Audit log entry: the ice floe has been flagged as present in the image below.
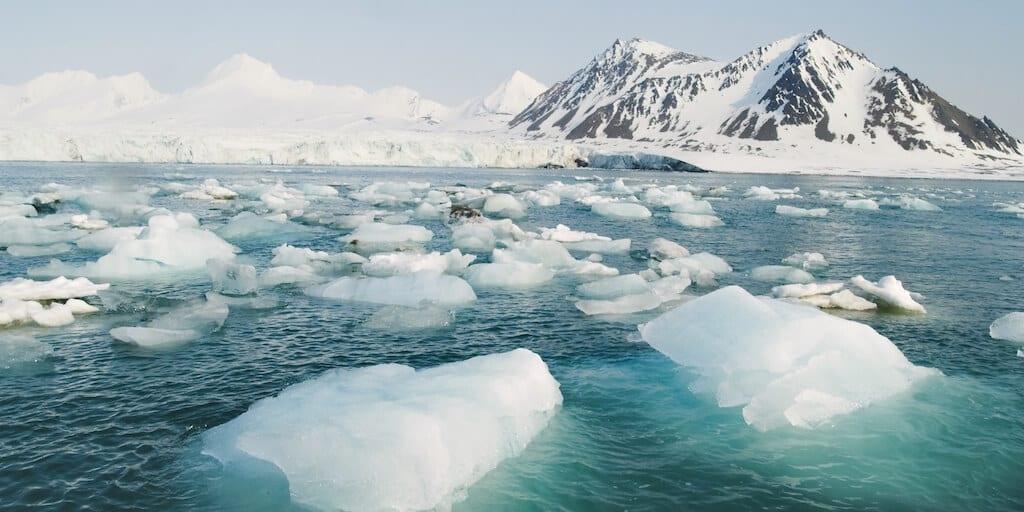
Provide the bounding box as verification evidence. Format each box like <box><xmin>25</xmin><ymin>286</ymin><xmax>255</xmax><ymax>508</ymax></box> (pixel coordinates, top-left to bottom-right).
<box><xmin>306</xmin><ymin>273</ymin><xmax>476</xmax><ymax>307</ymax></box>
<box><xmin>201</xmin><ymin>348</ymin><xmax>561</xmax><ymax>512</ymax></box>
<box><xmin>775</xmin><ymin>205</ymin><xmax>828</xmax><ymax>218</ymax></box>
<box><xmin>464</xmin><ymin>262</ymin><xmax>553</xmax><ymax>290</ymax></box>
<box><xmin>669</xmin><ymin>212</ymin><xmax>724</xmax><ymax>228</ymax></box>
<box><xmin>109</xmin><ymin>297</ymin><xmax>229</xmax><ymax>348</ymax></box>
<box><xmin>843</xmin><ymin>199</ymin><xmax>880</xmax><ymax>210</ymax></box>
<box><xmin>639</xmin><ymin>286</ymin><xmax>939</xmax><ymax>430</ymax></box>
<box><xmin>750</xmin><ymin>265</ymin><xmax>815</xmax><ymax>284</ymax></box>
<box><xmin>591</xmin><ymin>201</ymin><xmax>651</xmax><ymax>220</ymax></box>
<box><xmin>850</xmin><ymin>275</ymin><xmax>926</xmax><ymax>313</ymax></box>
<box><xmin>989</xmin><ymin>312</ymin><xmax>1024</xmax><ymax>344</ymax></box>
<box><xmin>362</xmin><ymin>249</ymin><xmax>475</xmax><ymax>277</ymax></box>
<box><xmin>782</xmin><ymin>252</ymin><xmax>828</xmax><ymax>270</ymax></box>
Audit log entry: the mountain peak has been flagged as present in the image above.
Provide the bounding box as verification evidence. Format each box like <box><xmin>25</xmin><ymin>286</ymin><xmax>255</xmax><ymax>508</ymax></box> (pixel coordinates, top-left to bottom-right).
<box><xmin>203</xmin><ymin>53</ymin><xmax>281</xmax><ymax>86</ymax></box>
<box><xmin>478</xmin><ymin>70</ymin><xmax>546</xmax><ymax>115</ymax></box>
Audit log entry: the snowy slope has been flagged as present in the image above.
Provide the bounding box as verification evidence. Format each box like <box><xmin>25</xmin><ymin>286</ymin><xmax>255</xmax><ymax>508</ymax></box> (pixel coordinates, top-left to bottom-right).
<box><xmin>512</xmin><ymin>31</ymin><xmax>1022</xmax><ymax>164</ymax></box>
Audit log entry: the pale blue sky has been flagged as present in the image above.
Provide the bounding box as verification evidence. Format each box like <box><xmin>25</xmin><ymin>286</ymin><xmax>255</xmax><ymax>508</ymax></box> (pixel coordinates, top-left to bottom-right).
<box><xmin>3</xmin><ymin>0</ymin><xmax>1022</xmax><ymax>134</ymax></box>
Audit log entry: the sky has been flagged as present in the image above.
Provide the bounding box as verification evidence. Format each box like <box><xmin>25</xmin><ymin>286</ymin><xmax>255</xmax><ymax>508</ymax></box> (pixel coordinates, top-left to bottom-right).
<box><xmin>3</xmin><ymin>0</ymin><xmax>1022</xmax><ymax>134</ymax></box>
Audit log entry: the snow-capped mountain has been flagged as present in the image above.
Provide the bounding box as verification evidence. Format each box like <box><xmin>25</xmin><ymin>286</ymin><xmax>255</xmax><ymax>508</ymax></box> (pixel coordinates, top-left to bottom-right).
<box><xmin>512</xmin><ymin>31</ymin><xmax>1021</xmax><ymax>161</ymax></box>
<box><xmin>465</xmin><ymin>71</ymin><xmax>547</xmax><ymax>116</ymax></box>
<box><xmin>0</xmin><ymin>70</ymin><xmax>163</xmax><ymax>125</ymax></box>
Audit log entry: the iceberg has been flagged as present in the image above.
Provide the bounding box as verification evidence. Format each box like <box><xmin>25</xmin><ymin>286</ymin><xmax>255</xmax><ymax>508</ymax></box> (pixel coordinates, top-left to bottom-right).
<box><xmin>639</xmin><ymin>286</ymin><xmax>939</xmax><ymax>430</ymax></box>
<box><xmin>201</xmin><ymin>348</ymin><xmax>561</xmax><ymax>512</ymax></box>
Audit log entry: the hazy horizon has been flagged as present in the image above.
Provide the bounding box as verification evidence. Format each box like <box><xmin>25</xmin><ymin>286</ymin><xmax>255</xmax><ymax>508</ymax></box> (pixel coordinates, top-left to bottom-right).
<box><xmin>3</xmin><ymin>0</ymin><xmax>1022</xmax><ymax>134</ymax></box>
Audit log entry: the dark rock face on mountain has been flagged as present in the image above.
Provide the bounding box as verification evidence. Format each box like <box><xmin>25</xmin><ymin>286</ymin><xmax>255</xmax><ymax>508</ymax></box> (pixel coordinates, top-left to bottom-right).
<box><xmin>512</xmin><ymin>31</ymin><xmax>1021</xmax><ymax>161</ymax></box>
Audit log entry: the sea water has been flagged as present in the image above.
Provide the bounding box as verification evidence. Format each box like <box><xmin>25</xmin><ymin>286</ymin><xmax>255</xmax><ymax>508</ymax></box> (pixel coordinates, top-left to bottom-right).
<box><xmin>0</xmin><ymin>162</ymin><xmax>1022</xmax><ymax>510</ymax></box>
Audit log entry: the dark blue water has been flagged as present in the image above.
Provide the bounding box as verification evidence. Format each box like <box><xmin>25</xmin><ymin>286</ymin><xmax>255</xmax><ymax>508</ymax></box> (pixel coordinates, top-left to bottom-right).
<box><xmin>1</xmin><ymin>162</ymin><xmax>1022</xmax><ymax>511</ymax></box>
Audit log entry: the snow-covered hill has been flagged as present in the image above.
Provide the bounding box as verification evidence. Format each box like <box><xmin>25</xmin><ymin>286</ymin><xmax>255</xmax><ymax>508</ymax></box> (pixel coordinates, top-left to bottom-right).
<box><xmin>512</xmin><ymin>31</ymin><xmax>1022</xmax><ymax>165</ymax></box>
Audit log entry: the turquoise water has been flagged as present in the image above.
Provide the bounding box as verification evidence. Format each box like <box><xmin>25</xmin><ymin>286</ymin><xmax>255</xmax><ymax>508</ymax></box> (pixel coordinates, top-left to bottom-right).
<box><xmin>1</xmin><ymin>162</ymin><xmax>1022</xmax><ymax>510</ymax></box>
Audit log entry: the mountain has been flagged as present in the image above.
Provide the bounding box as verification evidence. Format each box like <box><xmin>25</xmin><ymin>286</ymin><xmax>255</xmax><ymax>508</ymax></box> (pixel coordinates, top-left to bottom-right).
<box><xmin>466</xmin><ymin>71</ymin><xmax>546</xmax><ymax>116</ymax></box>
<box><xmin>512</xmin><ymin>31</ymin><xmax>1021</xmax><ymax>161</ymax></box>
<box><xmin>0</xmin><ymin>70</ymin><xmax>162</xmax><ymax>125</ymax></box>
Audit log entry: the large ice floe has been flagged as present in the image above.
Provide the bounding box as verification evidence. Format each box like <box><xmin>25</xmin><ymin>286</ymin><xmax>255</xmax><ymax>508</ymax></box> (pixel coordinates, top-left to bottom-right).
<box><xmin>639</xmin><ymin>286</ymin><xmax>939</xmax><ymax>430</ymax></box>
<box><xmin>30</xmin><ymin>213</ymin><xmax>238</xmax><ymax>280</ymax></box>
<box><xmin>202</xmin><ymin>348</ymin><xmax>562</xmax><ymax>511</ymax></box>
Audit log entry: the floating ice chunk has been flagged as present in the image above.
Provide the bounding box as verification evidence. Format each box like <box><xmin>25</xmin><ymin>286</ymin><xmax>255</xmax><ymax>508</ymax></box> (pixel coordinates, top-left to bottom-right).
<box><xmin>202</xmin><ymin>348</ymin><xmax>561</xmax><ymax>512</ymax></box>
<box><xmin>0</xmin><ymin>218</ymin><xmax>84</xmax><ymax>246</ymax></box>
<box><xmin>843</xmin><ymin>199</ymin><xmax>879</xmax><ymax>210</ymax></box>
<box><xmin>649</xmin><ymin>238</ymin><xmax>689</xmax><ymax>260</ymax></box>
<box><xmin>0</xmin><ymin>276</ymin><xmax>109</xmax><ymax>301</ymax></box>
<box><xmin>382</xmin><ymin>213</ymin><xmax>411</xmax><ymax>225</ymax></box>
<box><xmin>64</xmin><ymin>298</ymin><xmax>100</xmax><ymax>314</ymax></box>
<box><xmin>850</xmin><ymin>275</ymin><xmax>926</xmax><ymax>313</ymax></box>
<box><xmin>817</xmin><ymin>189</ymin><xmax>853</xmax><ymax>200</ymax></box>
<box><xmin>0</xmin><ymin>334</ymin><xmax>52</xmax><ymax>368</ymax></box>
<box><xmin>492</xmin><ymin>239</ymin><xmax>578</xmax><ymax>270</ymax></box>
<box><xmin>207</xmin><ymin>259</ymin><xmax>258</xmax><ymax>296</ymax></box>
<box><xmin>464</xmin><ymin>262</ymin><xmax>554</xmax><ymax>289</ymax></box>
<box><xmin>751</xmin><ymin>266</ymin><xmax>815</xmax><ymax>284</ymax></box>
<box><xmin>258</xmin><ymin>181</ymin><xmax>308</xmax><ymax>212</ymax></box>
<box><xmin>775</xmin><ymin>205</ymin><xmax>828</xmax><ymax>218</ymax></box>
<box><xmin>363</xmin><ymin>305</ymin><xmax>454</xmax><ymax>331</ymax></box>
<box><xmin>70</xmin><ymin>214</ymin><xmax>110</xmax><ymax>231</ymax></box>
<box><xmin>639</xmin><ymin>286</ymin><xmax>939</xmax><ymax>430</ymax></box>
<box><xmin>299</xmin><ymin>184</ymin><xmax>339</xmax><ymax>197</ymax></box>
<box><xmin>591</xmin><ymin>202</ymin><xmax>651</xmax><ymax>220</ymax></box>
<box><xmin>270</xmin><ymin>244</ymin><xmax>365</xmax><ymax>272</ymax></box>
<box><xmin>110</xmin><ymin>327</ymin><xmax>202</xmax><ymax>348</ymax></box>
<box><xmin>362</xmin><ymin>249</ymin><xmax>475</xmax><ymax>277</ymax></box>
<box><xmin>482</xmin><ymin>193</ymin><xmax>527</xmax><ymax>219</ymax></box>
<box><xmin>522</xmin><ymin>189</ymin><xmax>560</xmax><ymax>206</ymax></box>
<box><xmin>6</xmin><ymin>243</ymin><xmax>72</xmax><ymax>258</ymax></box>
<box><xmin>0</xmin><ymin>204</ymin><xmax>37</xmax><ymax>218</ymax></box>
<box><xmin>75</xmin><ymin>227</ymin><xmax>144</xmax><ymax>252</ymax></box>
<box><xmin>307</xmin><ymin>273</ymin><xmax>476</xmax><ymax>307</ymax></box>
<box><xmin>350</xmin><ymin>181</ymin><xmax>431</xmax><ymax>206</ymax></box>
<box><xmin>657</xmin><ymin>252</ymin><xmax>732</xmax><ymax>285</ymax></box>
<box><xmin>989</xmin><ymin>312</ymin><xmax>1024</xmax><ymax>344</ymax></box>
<box><xmin>576</xmin><ymin>292</ymin><xmax>664</xmax><ymax>316</ymax></box>
<box><xmin>340</xmin><ymin>223</ymin><xmax>433</xmax><ymax>254</ymax></box>
<box><xmin>896</xmin><ymin>196</ymin><xmax>942</xmax><ymax>211</ymax></box>
<box><xmin>217</xmin><ymin>212</ymin><xmax>309</xmax><ymax>241</ymax></box>
<box><xmin>181</xmin><ymin>179</ymin><xmax>238</xmax><ymax>200</ymax></box>
<box><xmin>539</xmin><ymin>224</ymin><xmax>608</xmax><ymax>243</ymax></box>
<box><xmin>110</xmin><ymin>298</ymin><xmax>229</xmax><ymax>348</ymax></box>
<box><xmin>824</xmin><ymin>290</ymin><xmax>878</xmax><ymax>311</ymax></box>
<box><xmin>259</xmin><ymin>265</ymin><xmax>323</xmax><ymax>288</ymax></box>
<box><xmin>30</xmin><ymin>213</ymin><xmax>238</xmax><ymax>280</ymax></box>
<box><xmin>451</xmin><ymin>223</ymin><xmax>496</xmax><ymax>252</ymax></box>
<box><xmin>743</xmin><ymin>186</ymin><xmax>795</xmax><ymax>200</ymax></box>
<box><xmin>28</xmin><ymin>302</ymin><xmax>75</xmax><ymax>327</ymax></box>
<box><xmin>669</xmin><ymin>212</ymin><xmax>724</xmax><ymax>228</ymax></box>
<box><xmin>576</xmin><ymin>274</ymin><xmax>651</xmax><ymax>299</ymax></box>
<box><xmin>544</xmin><ymin>181</ymin><xmax>597</xmax><ymax>200</ymax></box>
<box><xmin>413</xmin><ymin>201</ymin><xmax>441</xmax><ymax>219</ymax></box>
<box><xmin>563</xmin><ymin>238</ymin><xmax>630</xmax><ymax>254</ymax></box>
<box><xmin>771</xmin><ymin>282</ymin><xmax>845</xmax><ymax>299</ymax></box>
<box><xmin>333</xmin><ymin>213</ymin><xmax>375</xmax><ymax>230</ymax></box>
<box><xmin>782</xmin><ymin>252</ymin><xmax>828</xmax><ymax>270</ymax></box>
